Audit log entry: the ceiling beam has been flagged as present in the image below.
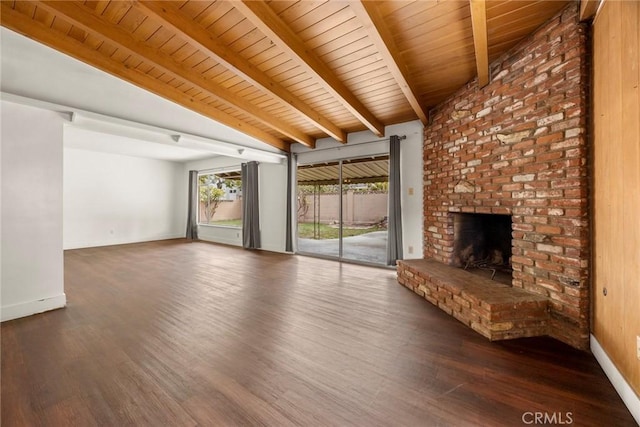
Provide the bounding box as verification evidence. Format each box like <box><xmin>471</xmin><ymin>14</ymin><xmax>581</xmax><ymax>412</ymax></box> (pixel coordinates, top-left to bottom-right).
<box><xmin>349</xmin><ymin>1</ymin><xmax>428</xmax><ymax>125</ymax></box>
<box><xmin>469</xmin><ymin>0</ymin><xmax>489</xmax><ymax>87</ymax></box>
<box><xmin>136</xmin><ymin>1</ymin><xmax>345</xmax><ymax>144</ymax></box>
<box><xmin>37</xmin><ymin>1</ymin><xmax>312</xmax><ymax>148</ymax></box>
<box><xmin>579</xmin><ymin>0</ymin><xmax>601</xmax><ymax>21</ymax></box>
<box><xmin>0</xmin><ymin>2</ymin><xmax>289</xmax><ymax>152</ymax></box>
<box><xmin>233</xmin><ymin>0</ymin><xmax>385</xmax><ymax>137</ymax></box>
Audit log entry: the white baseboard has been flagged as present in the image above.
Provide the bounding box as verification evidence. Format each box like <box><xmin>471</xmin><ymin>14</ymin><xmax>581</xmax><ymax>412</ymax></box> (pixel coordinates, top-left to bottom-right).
<box><xmin>1</xmin><ymin>293</ymin><xmax>67</xmax><ymax>322</ymax></box>
<box><xmin>591</xmin><ymin>334</ymin><xmax>640</xmax><ymax>424</ymax></box>
<box><xmin>198</xmin><ymin>236</ymin><xmax>242</xmax><ymax>247</ymax></box>
<box><xmin>63</xmin><ymin>233</ymin><xmax>184</xmax><ymax>250</ymax></box>
<box><xmin>260</xmin><ymin>244</ymin><xmax>287</xmax><ymax>254</ymax></box>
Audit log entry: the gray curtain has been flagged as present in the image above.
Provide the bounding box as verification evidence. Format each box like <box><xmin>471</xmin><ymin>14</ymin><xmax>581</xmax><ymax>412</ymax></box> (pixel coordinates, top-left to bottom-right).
<box><xmin>241</xmin><ymin>161</ymin><xmax>261</xmax><ymax>249</ymax></box>
<box><xmin>387</xmin><ymin>135</ymin><xmax>403</xmax><ymax>265</ymax></box>
<box><xmin>186</xmin><ymin>170</ymin><xmax>199</xmax><ymax>241</ymax></box>
<box><xmin>285</xmin><ymin>153</ymin><xmax>294</xmax><ymax>252</ymax></box>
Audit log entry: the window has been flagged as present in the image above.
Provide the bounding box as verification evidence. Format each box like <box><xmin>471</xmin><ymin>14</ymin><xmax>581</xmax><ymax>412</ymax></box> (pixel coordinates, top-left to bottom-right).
<box><xmin>198</xmin><ymin>170</ymin><xmax>242</xmax><ymax>227</ymax></box>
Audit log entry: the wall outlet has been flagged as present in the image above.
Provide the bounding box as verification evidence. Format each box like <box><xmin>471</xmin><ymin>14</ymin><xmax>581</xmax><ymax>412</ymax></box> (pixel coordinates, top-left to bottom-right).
<box><xmin>637</xmin><ymin>336</ymin><xmax>640</xmax><ymax>360</ymax></box>
<box><xmin>408</xmin><ymin>245</ymin><xmax>414</xmax><ymax>254</ymax></box>
<box><xmin>408</xmin><ymin>187</ymin><xmax>414</xmax><ymax>196</ymax></box>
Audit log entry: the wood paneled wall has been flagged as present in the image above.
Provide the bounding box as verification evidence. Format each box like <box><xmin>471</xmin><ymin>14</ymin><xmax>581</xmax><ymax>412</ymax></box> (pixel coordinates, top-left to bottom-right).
<box><xmin>592</xmin><ymin>0</ymin><xmax>640</xmax><ymax>397</ymax></box>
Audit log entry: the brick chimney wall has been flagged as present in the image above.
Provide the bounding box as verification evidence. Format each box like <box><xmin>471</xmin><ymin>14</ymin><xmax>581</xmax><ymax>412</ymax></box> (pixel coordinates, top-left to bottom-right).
<box><xmin>423</xmin><ymin>3</ymin><xmax>590</xmax><ymax>349</ymax></box>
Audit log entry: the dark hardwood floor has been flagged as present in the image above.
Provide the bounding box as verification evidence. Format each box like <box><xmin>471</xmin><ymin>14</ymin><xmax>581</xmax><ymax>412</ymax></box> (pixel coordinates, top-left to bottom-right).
<box><xmin>1</xmin><ymin>240</ymin><xmax>635</xmax><ymax>426</ymax></box>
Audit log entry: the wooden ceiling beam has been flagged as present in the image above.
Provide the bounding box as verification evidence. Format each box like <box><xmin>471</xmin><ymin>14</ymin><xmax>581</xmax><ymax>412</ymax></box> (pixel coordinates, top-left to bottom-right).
<box><xmin>36</xmin><ymin>1</ymin><xmax>312</xmax><ymax>148</ymax></box>
<box><xmin>470</xmin><ymin>0</ymin><xmax>490</xmax><ymax>87</ymax></box>
<box><xmin>136</xmin><ymin>1</ymin><xmax>345</xmax><ymax>144</ymax></box>
<box><xmin>350</xmin><ymin>1</ymin><xmax>428</xmax><ymax>125</ymax></box>
<box><xmin>233</xmin><ymin>0</ymin><xmax>385</xmax><ymax>137</ymax></box>
<box><xmin>579</xmin><ymin>0</ymin><xmax>601</xmax><ymax>21</ymax></box>
<box><xmin>0</xmin><ymin>2</ymin><xmax>290</xmax><ymax>152</ymax></box>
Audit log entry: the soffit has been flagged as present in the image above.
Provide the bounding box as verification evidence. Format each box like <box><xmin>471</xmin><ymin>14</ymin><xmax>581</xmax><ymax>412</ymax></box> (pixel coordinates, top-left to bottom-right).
<box><xmin>297</xmin><ymin>156</ymin><xmax>389</xmax><ymax>185</ymax></box>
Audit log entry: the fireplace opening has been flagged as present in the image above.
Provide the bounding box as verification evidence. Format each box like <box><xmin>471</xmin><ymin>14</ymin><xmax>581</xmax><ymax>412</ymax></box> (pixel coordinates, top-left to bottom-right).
<box><xmin>452</xmin><ymin>213</ymin><xmax>513</xmax><ymax>285</ymax></box>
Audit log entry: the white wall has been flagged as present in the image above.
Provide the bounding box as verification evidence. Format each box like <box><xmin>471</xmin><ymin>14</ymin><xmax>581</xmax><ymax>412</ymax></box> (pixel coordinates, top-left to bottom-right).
<box><xmin>1</xmin><ymin>101</ymin><xmax>66</xmax><ymax>321</ymax></box>
<box><xmin>389</xmin><ymin>121</ymin><xmax>424</xmax><ymax>260</ymax></box>
<box><xmin>184</xmin><ymin>156</ymin><xmax>289</xmax><ymax>252</ymax></box>
<box><xmin>259</xmin><ymin>162</ymin><xmax>288</xmax><ymax>253</ymax></box>
<box><xmin>294</xmin><ymin>120</ymin><xmax>424</xmax><ymax>259</ymax></box>
<box><xmin>63</xmin><ymin>147</ymin><xmax>185</xmax><ymax>249</ymax></box>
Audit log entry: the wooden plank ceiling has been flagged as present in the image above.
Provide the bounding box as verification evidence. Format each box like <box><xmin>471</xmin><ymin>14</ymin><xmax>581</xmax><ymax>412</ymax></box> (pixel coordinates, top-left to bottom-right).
<box><xmin>0</xmin><ymin>0</ymin><xmax>570</xmax><ymax>152</ymax></box>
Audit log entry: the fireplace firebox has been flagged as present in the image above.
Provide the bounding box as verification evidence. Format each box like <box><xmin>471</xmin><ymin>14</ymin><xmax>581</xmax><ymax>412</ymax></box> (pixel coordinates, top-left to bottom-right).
<box><xmin>452</xmin><ymin>213</ymin><xmax>512</xmax><ymax>285</ymax></box>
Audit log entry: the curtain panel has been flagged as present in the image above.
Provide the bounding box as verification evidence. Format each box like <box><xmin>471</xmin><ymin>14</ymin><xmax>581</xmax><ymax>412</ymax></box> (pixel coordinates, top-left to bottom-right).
<box><xmin>186</xmin><ymin>170</ymin><xmax>199</xmax><ymax>241</ymax></box>
<box><xmin>285</xmin><ymin>153</ymin><xmax>294</xmax><ymax>253</ymax></box>
<box><xmin>241</xmin><ymin>161</ymin><xmax>261</xmax><ymax>249</ymax></box>
<box><xmin>387</xmin><ymin>135</ymin><xmax>403</xmax><ymax>265</ymax></box>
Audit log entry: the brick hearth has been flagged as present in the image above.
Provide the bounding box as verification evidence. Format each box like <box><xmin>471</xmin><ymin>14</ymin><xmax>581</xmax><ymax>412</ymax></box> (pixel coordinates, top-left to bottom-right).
<box><xmin>400</xmin><ymin>3</ymin><xmax>590</xmax><ymax>350</ymax></box>
<box><xmin>398</xmin><ymin>259</ymin><xmax>549</xmax><ymax>341</ymax></box>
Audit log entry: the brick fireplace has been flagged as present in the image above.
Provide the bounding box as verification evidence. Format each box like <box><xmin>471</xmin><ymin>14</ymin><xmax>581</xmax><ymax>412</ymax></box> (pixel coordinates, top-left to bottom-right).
<box><xmin>398</xmin><ymin>3</ymin><xmax>590</xmax><ymax>350</ymax></box>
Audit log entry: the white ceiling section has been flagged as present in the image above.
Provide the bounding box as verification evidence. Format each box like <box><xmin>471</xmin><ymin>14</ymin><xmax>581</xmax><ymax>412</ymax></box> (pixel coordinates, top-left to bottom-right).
<box><xmin>64</xmin><ymin>126</ymin><xmax>215</xmax><ymax>162</ymax></box>
<box><xmin>0</xmin><ymin>27</ymin><xmax>284</xmax><ymax>161</ymax></box>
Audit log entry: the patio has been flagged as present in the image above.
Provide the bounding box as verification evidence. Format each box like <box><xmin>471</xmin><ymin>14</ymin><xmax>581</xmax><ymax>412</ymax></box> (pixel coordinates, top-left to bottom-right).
<box><xmin>297</xmin><ymin>231</ymin><xmax>388</xmax><ymax>265</ymax></box>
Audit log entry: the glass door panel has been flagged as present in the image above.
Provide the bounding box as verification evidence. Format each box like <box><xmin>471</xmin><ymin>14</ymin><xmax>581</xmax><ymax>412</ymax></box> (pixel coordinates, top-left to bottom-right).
<box><xmin>340</xmin><ymin>157</ymin><xmax>389</xmax><ymax>264</ymax></box>
<box><xmin>296</xmin><ymin>161</ymin><xmax>340</xmax><ymax>258</ymax></box>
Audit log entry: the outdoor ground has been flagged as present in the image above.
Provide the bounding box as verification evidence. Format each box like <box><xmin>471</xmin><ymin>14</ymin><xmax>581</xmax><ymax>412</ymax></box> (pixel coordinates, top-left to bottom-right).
<box><xmin>297</xmin><ymin>231</ymin><xmax>388</xmax><ymax>265</ymax></box>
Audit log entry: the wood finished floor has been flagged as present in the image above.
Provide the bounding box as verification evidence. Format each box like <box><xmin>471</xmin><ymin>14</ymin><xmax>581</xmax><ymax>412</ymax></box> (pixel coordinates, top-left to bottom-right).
<box><xmin>1</xmin><ymin>239</ymin><xmax>635</xmax><ymax>426</ymax></box>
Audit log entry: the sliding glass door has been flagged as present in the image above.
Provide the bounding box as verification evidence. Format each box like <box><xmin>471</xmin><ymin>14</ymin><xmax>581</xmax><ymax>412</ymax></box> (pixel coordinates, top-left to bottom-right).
<box><xmin>296</xmin><ymin>155</ymin><xmax>389</xmax><ymax>265</ymax></box>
